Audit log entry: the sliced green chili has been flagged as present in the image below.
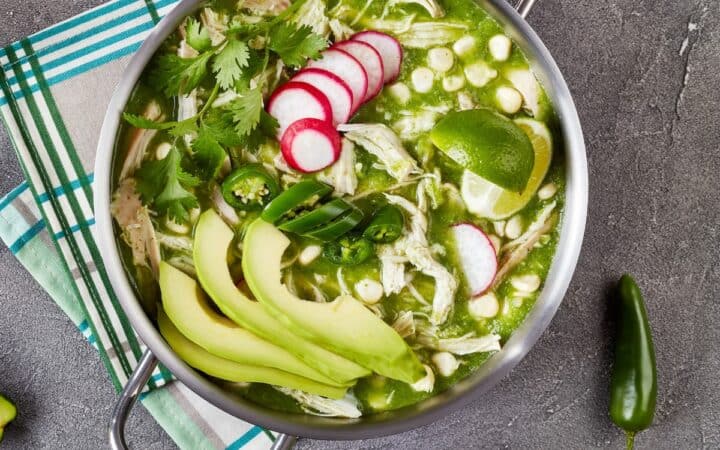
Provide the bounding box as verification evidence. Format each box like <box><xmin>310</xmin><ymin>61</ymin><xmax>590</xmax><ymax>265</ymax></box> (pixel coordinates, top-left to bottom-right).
<box><xmin>261</xmin><ymin>180</ymin><xmax>333</xmax><ymax>223</ymax></box>
<box><xmin>221</xmin><ymin>164</ymin><xmax>279</xmax><ymax>211</ymax></box>
<box><xmin>279</xmin><ymin>198</ymin><xmax>353</xmax><ymax>234</ymax></box>
<box><xmin>363</xmin><ymin>204</ymin><xmax>404</xmax><ymax>243</ymax></box>
<box><xmin>323</xmin><ymin>234</ymin><xmax>374</xmax><ymax>266</ymax></box>
<box><xmin>304</xmin><ymin>207</ymin><xmax>364</xmax><ymax>241</ymax></box>
<box><xmin>610</xmin><ymin>274</ymin><xmax>657</xmax><ymax>450</ymax></box>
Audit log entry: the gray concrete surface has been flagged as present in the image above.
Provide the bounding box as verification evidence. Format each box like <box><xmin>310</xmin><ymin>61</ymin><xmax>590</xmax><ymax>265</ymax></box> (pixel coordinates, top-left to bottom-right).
<box><xmin>1</xmin><ymin>0</ymin><xmax>718</xmax><ymax>449</ymax></box>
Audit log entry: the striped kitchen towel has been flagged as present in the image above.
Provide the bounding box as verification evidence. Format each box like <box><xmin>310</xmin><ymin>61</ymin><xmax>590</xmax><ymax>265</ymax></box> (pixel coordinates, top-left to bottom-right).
<box><xmin>0</xmin><ymin>1</ymin><xmax>274</xmax><ymax>448</ymax></box>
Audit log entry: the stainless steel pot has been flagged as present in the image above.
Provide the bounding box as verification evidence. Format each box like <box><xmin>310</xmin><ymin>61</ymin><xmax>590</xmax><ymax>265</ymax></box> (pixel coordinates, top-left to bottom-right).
<box><xmin>94</xmin><ymin>0</ymin><xmax>587</xmax><ymax>448</ymax></box>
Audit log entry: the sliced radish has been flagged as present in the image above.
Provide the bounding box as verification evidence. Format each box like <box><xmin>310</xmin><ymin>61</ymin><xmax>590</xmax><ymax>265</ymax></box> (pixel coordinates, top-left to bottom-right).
<box><xmin>307</xmin><ymin>48</ymin><xmax>368</xmax><ymax>113</ymax></box>
<box><xmin>266</xmin><ymin>81</ymin><xmax>332</xmax><ymax>137</ymax></box>
<box><xmin>451</xmin><ymin>223</ymin><xmax>498</xmax><ymax>296</ymax></box>
<box><xmin>293</xmin><ymin>68</ymin><xmax>354</xmax><ymax>125</ymax></box>
<box><xmin>333</xmin><ymin>41</ymin><xmax>384</xmax><ymax>101</ymax></box>
<box><xmin>280</xmin><ymin>118</ymin><xmax>342</xmax><ymax>173</ymax></box>
<box><xmin>351</xmin><ymin>31</ymin><xmax>403</xmax><ymax>83</ymax></box>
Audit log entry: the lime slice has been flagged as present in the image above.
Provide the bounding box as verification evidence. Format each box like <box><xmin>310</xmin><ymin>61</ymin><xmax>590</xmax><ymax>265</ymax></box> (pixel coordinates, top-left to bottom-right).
<box><xmin>430</xmin><ymin>108</ymin><xmax>534</xmax><ymax>192</ymax></box>
<box><xmin>461</xmin><ymin>118</ymin><xmax>552</xmax><ymax>220</ymax></box>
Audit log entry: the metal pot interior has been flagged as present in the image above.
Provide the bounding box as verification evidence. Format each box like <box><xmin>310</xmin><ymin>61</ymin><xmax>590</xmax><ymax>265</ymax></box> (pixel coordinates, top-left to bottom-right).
<box><xmin>93</xmin><ymin>0</ymin><xmax>587</xmax><ymax>440</ymax></box>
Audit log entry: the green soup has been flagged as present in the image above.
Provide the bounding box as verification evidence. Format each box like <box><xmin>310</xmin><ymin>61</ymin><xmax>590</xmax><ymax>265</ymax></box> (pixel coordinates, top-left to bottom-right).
<box><xmin>112</xmin><ymin>0</ymin><xmax>565</xmax><ymax>416</ymax></box>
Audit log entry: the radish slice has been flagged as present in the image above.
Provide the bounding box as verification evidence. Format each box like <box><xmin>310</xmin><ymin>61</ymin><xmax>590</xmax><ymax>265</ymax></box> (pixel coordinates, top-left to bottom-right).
<box><xmin>351</xmin><ymin>31</ymin><xmax>403</xmax><ymax>83</ymax></box>
<box><xmin>451</xmin><ymin>223</ymin><xmax>498</xmax><ymax>296</ymax></box>
<box><xmin>333</xmin><ymin>41</ymin><xmax>384</xmax><ymax>101</ymax></box>
<box><xmin>293</xmin><ymin>68</ymin><xmax>354</xmax><ymax>125</ymax></box>
<box><xmin>266</xmin><ymin>81</ymin><xmax>332</xmax><ymax>137</ymax></box>
<box><xmin>281</xmin><ymin>118</ymin><xmax>342</xmax><ymax>173</ymax></box>
<box><xmin>308</xmin><ymin>48</ymin><xmax>368</xmax><ymax>112</ymax></box>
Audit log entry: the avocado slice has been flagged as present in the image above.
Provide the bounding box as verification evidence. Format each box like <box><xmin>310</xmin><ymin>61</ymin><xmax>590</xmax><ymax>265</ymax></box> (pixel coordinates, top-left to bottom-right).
<box><xmin>0</xmin><ymin>394</ymin><xmax>16</xmax><ymax>443</ymax></box>
<box><xmin>193</xmin><ymin>210</ymin><xmax>369</xmax><ymax>384</ymax></box>
<box><xmin>243</xmin><ymin>219</ymin><xmax>425</xmax><ymax>384</ymax></box>
<box><xmin>160</xmin><ymin>261</ymin><xmax>349</xmax><ymax>387</ymax></box>
<box><xmin>158</xmin><ymin>310</ymin><xmax>347</xmax><ymax>399</ymax></box>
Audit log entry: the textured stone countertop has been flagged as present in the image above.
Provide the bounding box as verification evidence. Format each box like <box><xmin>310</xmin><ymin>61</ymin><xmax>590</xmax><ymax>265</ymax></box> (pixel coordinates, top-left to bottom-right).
<box><xmin>1</xmin><ymin>0</ymin><xmax>718</xmax><ymax>449</ymax></box>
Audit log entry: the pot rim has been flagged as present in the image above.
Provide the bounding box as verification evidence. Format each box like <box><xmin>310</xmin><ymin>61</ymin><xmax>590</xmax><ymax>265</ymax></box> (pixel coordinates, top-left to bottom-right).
<box><xmin>94</xmin><ymin>0</ymin><xmax>588</xmax><ymax>440</ymax></box>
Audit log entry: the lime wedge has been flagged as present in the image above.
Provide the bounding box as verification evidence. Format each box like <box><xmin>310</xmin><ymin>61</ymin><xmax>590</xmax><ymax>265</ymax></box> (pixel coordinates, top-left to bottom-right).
<box><xmin>430</xmin><ymin>108</ymin><xmax>534</xmax><ymax>192</ymax></box>
<box><xmin>461</xmin><ymin>118</ymin><xmax>552</xmax><ymax>220</ymax></box>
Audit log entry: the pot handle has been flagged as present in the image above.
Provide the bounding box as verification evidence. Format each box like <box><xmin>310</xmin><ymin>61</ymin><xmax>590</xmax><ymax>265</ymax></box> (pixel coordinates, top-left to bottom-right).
<box><xmin>271</xmin><ymin>433</ymin><xmax>298</xmax><ymax>450</ymax></box>
<box><xmin>513</xmin><ymin>0</ymin><xmax>537</xmax><ymax>18</ymax></box>
<box><xmin>109</xmin><ymin>349</ymin><xmax>159</xmax><ymax>450</ymax></box>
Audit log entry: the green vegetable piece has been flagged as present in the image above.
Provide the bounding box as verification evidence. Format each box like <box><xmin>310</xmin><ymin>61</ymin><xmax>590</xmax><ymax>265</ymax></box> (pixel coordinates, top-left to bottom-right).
<box><xmin>261</xmin><ymin>180</ymin><xmax>333</xmax><ymax>223</ymax></box>
<box><xmin>212</xmin><ymin>37</ymin><xmax>250</xmax><ymax>90</ymax></box>
<box><xmin>0</xmin><ymin>393</ymin><xmax>17</xmax><ymax>443</ymax></box>
<box><xmin>194</xmin><ymin>210</ymin><xmax>370</xmax><ymax>384</ymax></box>
<box><xmin>185</xmin><ymin>17</ymin><xmax>212</xmax><ymax>52</ymax></box>
<box><xmin>363</xmin><ymin>205</ymin><xmax>404</xmax><ymax>243</ymax></box>
<box><xmin>159</xmin><ymin>262</ymin><xmax>349</xmax><ymax>386</ymax></box>
<box><xmin>279</xmin><ymin>198</ymin><xmax>353</xmax><ymax>234</ymax></box>
<box><xmin>323</xmin><ymin>235</ymin><xmax>374</xmax><ymax>266</ymax></box>
<box><xmin>243</xmin><ymin>219</ymin><xmax>424</xmax><ymax>384</ymax></box>
<box><xmin>157</xmin><ymin>310</ymin><xmax>348</xmax><ymax>399</ymax></box>
<box><xmin>221</xmin><ymin>164</ymin><xmax>279</xmax><ymax>211</ymax></box>
<box><xmin>192</xmin><ymin>131</ymin><xmax>227</xmax><ymax>180</ymax></box>
<box><xmin>303</xmin><ymin>207</ymin><xmax>364</xmax><ymax>242</ymax></box>
<box><xmin>429</xmin><ymin>108</ymin><xmax>535</xmax><ymax>193</ymax></box>
<box><xmin>610</xmin><ymin>274</ymin><xmax>657</xmax><ymax>450</ymax></box>
<box><xmin>279</xmin><ymin>198</ymin><xmax>350</xmax><ymax>232</ymax></box>
<box><xmin>135</xmin><ymin>146</ymin><xmax>200</xmax><ymax>223</ymax></box>
<box><xmin>148</xmin><ymin>52</ymin><xmax>212</xmax><ymax>97</ymax></box>
<box><xmin>268</xmin><ymin>23</ymin><xmax>328</xmax><ymax>68</ymax></box>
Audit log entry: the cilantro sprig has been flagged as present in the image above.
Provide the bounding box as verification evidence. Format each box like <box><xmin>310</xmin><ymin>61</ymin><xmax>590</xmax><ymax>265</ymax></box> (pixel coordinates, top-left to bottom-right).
<box><xmin>126</xmin><ymin>0</ymin><xmax>325</xmax><ymax>191</ymax></box>
<box><xmin>135</xmin><ymin>146</ymin><xmax>200</xmax><ymax>223</ymax></box>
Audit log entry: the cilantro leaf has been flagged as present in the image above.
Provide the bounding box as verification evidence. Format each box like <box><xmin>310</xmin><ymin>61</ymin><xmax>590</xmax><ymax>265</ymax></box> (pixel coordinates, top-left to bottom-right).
<box><xmin>135</xmin><ymin>147</ymin><xmax>199</xmax><ymax>223</ymax></box>
<box><xmin>123</xmin><ymin>113</ymin><xmax>175</xmax><ymax>130</ymax></box>
<box><xmin>192</xmin><ymin>130</ymin><xmax>227</xmax><ymax>180</ymax></box>
<box><xmin>224</xmin><ymin>88</ymin><xmax>264</xmax><ymax>136</ymax></box>
<box><xmin>122</xmin><ymin>113</ymin><xmax>198</xmax><ymax>137</ymax></box>
<box><xmin>268</xmin><ymin>23</ymin><xmax>327</xmax><ymax>67</ymax></box>
<box><xmin>149</xmin><ymin>52</ymin><xmax>212</xmax><ymax>97</ymax></box>
<box><xmin>244</xmin><ymin>110</ymin><xmax>279</xmax><ymax>150</ymax></box>
<box><xmin>185</xmin><ymin>18</ymin><xmax>212</xmax><ymax>52</ymax></box>
<box><xmin>167</xmin><ymin>119</ymin><xmax>199</xmax><ymax>137</ymax></box>
<box><xmin>202</xmin><ymin>108</ymin><xmax>244</xmax><ymax>147</ymax></box>
<box><xmin>212</xmin><ymin>38</ymin><xmax>250</xmax><ymax>90</ymax></box>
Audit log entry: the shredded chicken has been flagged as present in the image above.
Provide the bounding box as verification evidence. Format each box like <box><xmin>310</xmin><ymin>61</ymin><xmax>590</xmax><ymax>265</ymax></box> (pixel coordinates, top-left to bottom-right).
<box><xmin>155</xmin><ymin>232</ymin><xmax>193</xmax><ymax>253</ymax></box>
<box><xmin>328</xmin><ymin>18</ymin><xmax>355</xmax><ymax>41</ymax></box>
<box><xmin>366</xmin><ymin>19</ymin><xmax>467</xmax><ymax>48</ymax></box>
<box><xmin>494</xmin><ymin>210</ymin><xmax>558</xmax><ymax>288</ymax></box>
<box><xmin>385</xmin><ymin>194</ymin><xmax>457</xmax><ymax>325</ymax></box>
<box><xmin>503</xmin><ymin>201</ymin><xmax>557</xmax><ymax>251</ymax></box>
<box><xmin>210</xmin><ymin>183</ymin><xmax>240</xmax><ymax>227</ymax></box>
<box><xmin>243</xmin><ymin>0</ymin><xmax>290</xmax><ymax>15</ymax></box>
<box><xmin>416</xmin><ymin>171</ymin><xmax>442</xmax><ymax>212</ymax></box>
<box><xmin>177</xmin><ymin>39</ymin><xmax>199</xmax><ymax>146</ymax></box>
<box><xmin>388</xmin><ymin>0</ymin><xmax>444</xmax><ymax>18</ymax></box>
<box><xmin>392</xmin><ymin>311</ymin><xmax>416</xmax><ymax>338</ymax></box>
<box><xmin>393</xmin><ymin>110</ymin><xmax>440</xmax><ymax>140</ymax></box>
<box><xmin>378</xmin><ymin>245</ymin><xmax>407</xmax><ymax>295</ymax></box>
<box><xmin>119</xmin><ymin>102</ymin><xmax>163</xmax><ymax>180</ymax></box>
<box><xmin>110</xmin><ymin>179</ymin><xmax>161</xmax><ymax>278</ymax></box>
<box><xmin>418</xmin><ymin>330</ymin><xmax>501</xmax><ymax>355</ymax></box>
<box><xmin>317</xmin><ymin>139</ymin><xmax>358</xmax><ymax>195</ymax></box>
<box><xmin>338</xmin><ymin>124</ymin><xmax>420</xmax><ymax>182</ymax></box>
<box><xmin>506</xmin><ymin>69</ymin><xmax>541</xmax><ymax>117</ymax></box>
<box><xmin>275</xmin><ymin>388</ymin><xmax>362</xmax><ymax>418</ymax></box>
<box><xmin>200</xmin><ymin>8</ymin><xmax>228</xmax><ymax>46</ymax></box>
<box><xmin>293</xmin><ymin>0</ymin><xmax>330</xmax><ymax>35</ymax></box>
<box><xmin>166</xmin><ymin>254</ymin><xmax>197</xmax><ymax>277</ymax></box>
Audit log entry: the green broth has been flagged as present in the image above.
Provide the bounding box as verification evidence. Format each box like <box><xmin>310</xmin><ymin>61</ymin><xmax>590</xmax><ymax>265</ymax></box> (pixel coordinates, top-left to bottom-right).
<box><xmin>113</xmin><ymin>0</ymin><xmax>565</xmax><ymax>416</ymax></box>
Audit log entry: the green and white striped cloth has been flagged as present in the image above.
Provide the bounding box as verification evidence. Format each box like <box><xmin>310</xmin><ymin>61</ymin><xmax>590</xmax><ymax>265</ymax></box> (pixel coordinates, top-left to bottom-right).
<box><xmin>0</xmin><ymin>1</ymin><xmax>275</xmax><ymax>448</ymax></box>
